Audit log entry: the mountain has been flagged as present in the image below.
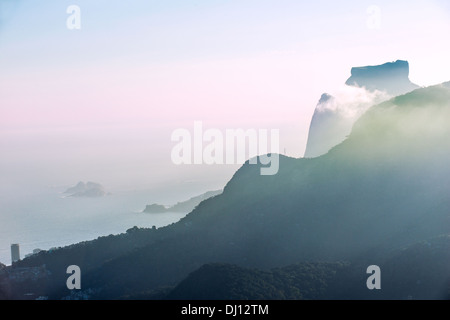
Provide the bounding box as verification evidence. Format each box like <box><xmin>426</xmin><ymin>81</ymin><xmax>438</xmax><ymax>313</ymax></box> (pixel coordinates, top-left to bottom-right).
<box><xmin>345</xmin><ymin>60</ymin><xmax>419</xmax><ymax>95</ymax></box>
<box><xmin>304</xmin><ymin>60</ymin><xmax>420</xmax><ymax>158</ymax></box>
<box><xmin>64</xmin><ymin>181</ymin><xmax>107</xmax><ymax>197</ymax></box>
<box><xmin>375</xmin><ymin>235</ymin><xmax>450</xmax><ymax>300</ymax></box>
<box><xmin>165</xmin><ymin>262</ymin><xmax>351</xmax><ymax>300</ymax></box>
<box><xmin>303</xmin><ymin>93</ymin><xmax>354</xmax><ymax>159</ymax></box>
<box><xmin>152</xmin><ymin>235</ymin><xmax>450</xmax><ymax>300</ymax></box>
<box><xmin>4</xmin><ymin>82</ymin><xmax>450</xmax><ymax>300</ymax></box>
<box><xmin>143</xmin><ymin>190</ymin><xmax>222</xmax><ymax>213</ymax></box>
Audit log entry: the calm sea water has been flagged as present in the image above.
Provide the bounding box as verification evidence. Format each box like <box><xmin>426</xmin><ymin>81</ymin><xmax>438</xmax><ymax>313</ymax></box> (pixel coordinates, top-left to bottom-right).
<box><xmin>0</xmin><ymin>186</ymin><xmax>191</xmax><ymax>265</ymax></box>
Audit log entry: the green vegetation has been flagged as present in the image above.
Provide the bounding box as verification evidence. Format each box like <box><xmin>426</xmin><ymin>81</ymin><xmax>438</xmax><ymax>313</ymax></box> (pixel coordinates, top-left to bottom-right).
<box><xmin>166</xmin><ymin>262</ymin><xmax>351</xmax><ymax>300</ymax></box>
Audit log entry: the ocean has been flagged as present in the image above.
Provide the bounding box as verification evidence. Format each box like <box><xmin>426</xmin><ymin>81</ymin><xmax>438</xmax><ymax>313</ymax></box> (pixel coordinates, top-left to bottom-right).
<box><xmin>0</xmin><ymin>186</ymin><xmax>192</xmax><ymax>265</ymax></box>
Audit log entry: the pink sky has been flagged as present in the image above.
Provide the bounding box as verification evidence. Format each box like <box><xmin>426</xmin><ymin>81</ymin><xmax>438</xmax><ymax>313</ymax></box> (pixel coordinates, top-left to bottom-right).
<box><xmin>1</xmin><ymin>0</ymin><xmax>450</xmax><ymax>191</ymax></box>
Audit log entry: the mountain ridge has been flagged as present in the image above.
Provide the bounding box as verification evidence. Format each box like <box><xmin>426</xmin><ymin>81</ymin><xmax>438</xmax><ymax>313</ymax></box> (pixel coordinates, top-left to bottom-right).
<box><xmin>80</xmin><ymin>81</ymin><xmax>450</xmax><ymax>298</ymax></box>
<box><xmin>4</xmin><ymin>81</ymin><xmax>450</xmax><ymax>300</ymax></box>
<box><xmin>304</xmin><ymin>60</ymin><xmax>420</xmax><ymax>158</ymax></box>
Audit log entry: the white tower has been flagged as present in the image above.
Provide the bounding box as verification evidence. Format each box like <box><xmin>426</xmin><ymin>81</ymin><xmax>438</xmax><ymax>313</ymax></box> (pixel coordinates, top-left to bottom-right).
<box><xmin>11</xmin><ymin>243</ymin><xmax>20</xmax><ymax>263</ymax></box>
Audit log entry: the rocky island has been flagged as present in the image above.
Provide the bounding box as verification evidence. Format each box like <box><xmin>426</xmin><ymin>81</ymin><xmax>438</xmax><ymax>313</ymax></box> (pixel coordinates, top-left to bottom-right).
<box><xmin>142</xmin><ymin>204</ymin><xmax>168</xmax><ymax>213</ymax></box>
<box><xmin>143</xmin><ymin>190</ymin><xmax>222</xmax><ymax>213</ymax></box>
<box><xmin>64</xmin><ymin>181</ymin><xmax>108</xmax><ymax>197</ymax></box>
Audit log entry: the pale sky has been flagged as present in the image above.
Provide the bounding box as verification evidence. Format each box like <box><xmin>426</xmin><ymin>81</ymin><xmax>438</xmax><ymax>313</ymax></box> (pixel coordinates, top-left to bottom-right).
<box><xmin>1</xmin><ymin>0</ymin><xmax>450</xmax><ymax>192</ymax></box>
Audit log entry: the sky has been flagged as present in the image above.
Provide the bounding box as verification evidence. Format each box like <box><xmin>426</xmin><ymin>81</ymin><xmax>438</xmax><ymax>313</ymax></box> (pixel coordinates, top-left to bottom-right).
<box><xmin>1</xmin><ymin>0</ymin><xmax>450</xmax><ymax>194</ymax></box>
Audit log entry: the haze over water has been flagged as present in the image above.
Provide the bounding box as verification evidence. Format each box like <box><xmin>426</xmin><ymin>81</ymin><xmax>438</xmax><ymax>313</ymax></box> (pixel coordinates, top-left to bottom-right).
<box><xmin>0</xmin><ymin>184</ymin><xmax>214</xmax><ymax>265</ymax></box>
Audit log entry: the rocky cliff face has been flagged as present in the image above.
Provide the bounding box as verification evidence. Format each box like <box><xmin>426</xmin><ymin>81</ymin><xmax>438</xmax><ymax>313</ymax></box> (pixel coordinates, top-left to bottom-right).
<box><xmin>345</xmin><ymin>60</ymin><xmax>419</xmax><ymax>96</ymax></box>
<box><xmin>304</xmin><ymin>60</ymin><xmax>420</xmax><ymax>158</ymax></box>
<box><xmin>303</xmin><ymin>94</ymin><xmax>354</xmax><ymax>159</ymax></box>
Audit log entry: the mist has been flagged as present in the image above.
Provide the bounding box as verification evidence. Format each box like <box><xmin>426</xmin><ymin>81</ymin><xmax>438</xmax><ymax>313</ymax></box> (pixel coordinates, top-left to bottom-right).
<box><xmin>316</xmin><ymin>85</ymin><xmax>391</xmax><ymax>119</ymax></box>
<box><xmin>0</xmin><ymin>124</ymin><xmax>236</xmax><ymax>199</ymax></box>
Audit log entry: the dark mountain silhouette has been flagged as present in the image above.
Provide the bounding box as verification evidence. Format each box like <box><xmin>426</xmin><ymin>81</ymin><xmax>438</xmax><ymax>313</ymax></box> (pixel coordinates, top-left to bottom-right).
<box><xmin>140</xmin><ymin>234</ymin><xmax>450</xmax><ymax>300</ymax></box>
<box><xmin>165</xmin><ymin>262</ymin><xmax>351</xmax><ymax>300</ymax></box>
<box><xmin>375</xmin><ymin>235</ymin><xmax>450</xmax><ymax>300</ymax></box>
<box><xmin>304</xmin><ymin>60</ymin><xmax>420</xmax><ymax>158</ymax></box>
<box><xmin>4</xmin><ymin>82</ymin><xmax>450</xmax><ymax>300</ymax></box>
<box><xmin>143</xmin><ymin>190</ymin><xmax>222</xmax><ymax>213</ymax></box>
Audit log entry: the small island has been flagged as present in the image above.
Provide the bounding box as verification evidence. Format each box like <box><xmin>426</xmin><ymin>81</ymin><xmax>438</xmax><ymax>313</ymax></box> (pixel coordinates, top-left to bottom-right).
<box><xmin>64</xmin><ymin>181</ymin><xmax>108</xmax><ymax>197</ymax></box>
<box><xmin>142</xmin><ymin>204</ymin><xmax>169</xmax><ymax>213</ymax></box>
<box><xmin>143</xmin><ymin>190</ymin><xmax>222</xmax><ymax>213</ymax></box>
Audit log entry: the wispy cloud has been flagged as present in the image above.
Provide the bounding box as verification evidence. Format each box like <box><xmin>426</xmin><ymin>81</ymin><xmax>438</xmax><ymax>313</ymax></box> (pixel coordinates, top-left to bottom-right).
<box><xmin>316</xmin><ymin>85</ymin><xmax>391</xmax><ymax>119</ymax></box>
